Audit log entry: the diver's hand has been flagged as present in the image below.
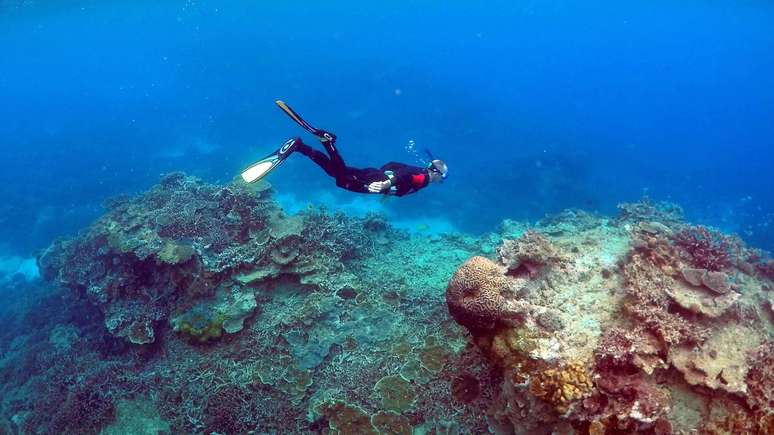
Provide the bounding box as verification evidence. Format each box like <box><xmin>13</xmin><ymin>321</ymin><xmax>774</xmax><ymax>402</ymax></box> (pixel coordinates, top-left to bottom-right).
<box><xmin>368</xmin><ymin>180</ymin><xmax>391</xmax><ymax>193</ymax></box>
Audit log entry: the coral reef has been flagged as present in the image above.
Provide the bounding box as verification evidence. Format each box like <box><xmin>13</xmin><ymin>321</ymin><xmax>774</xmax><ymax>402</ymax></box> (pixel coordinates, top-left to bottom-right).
<box><xmin>36</xmin><ymin>173</ymin><xmax>376</xmax><ymax>345</ymax></box>
<box><xmin>746</xmin><ymin>341</ymin><xmax>774</xmax><ymax>420</ymax></box>
<box><xmin>2</xmin><ymin>182</ymin><xmax>773</xmax><ymax>435</ymax></box>
<box><xmin>674</xmin><ymin>225</ymin><xmax>733</xmax><ymax>271</ymax></box>
<box><xmin>444</xmin><ymin>198</ymin><xmax>774</xmax><ymax>434</ymax></box>
<box><xmin>497</xmin><ymin>230</ymin><xmax>568</xmax><ymax>277</ymax></box>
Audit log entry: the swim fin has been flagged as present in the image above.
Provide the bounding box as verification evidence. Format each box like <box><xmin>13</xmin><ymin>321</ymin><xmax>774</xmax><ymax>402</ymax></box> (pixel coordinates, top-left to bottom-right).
<box><xmin>240</xmin><ymin>138</ymin><xmax>299</xmax><ymax>183</ymax></box>
<box><xmin>275</xmin><ymin>100</ymin><xmax>335</xmax><ymax>143</ymax></box>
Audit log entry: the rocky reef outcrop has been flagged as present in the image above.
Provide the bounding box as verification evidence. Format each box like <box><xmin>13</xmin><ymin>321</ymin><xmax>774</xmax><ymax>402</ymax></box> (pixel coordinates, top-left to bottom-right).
<box><xmin>36</xmin><ymin>172</ymin><xmax>374</xmax><ymax>346</ymax></box>
<box><xmin>447</xmin><ymin>200</ymin><xmax>774</xmax><ymax>434</ymax></box>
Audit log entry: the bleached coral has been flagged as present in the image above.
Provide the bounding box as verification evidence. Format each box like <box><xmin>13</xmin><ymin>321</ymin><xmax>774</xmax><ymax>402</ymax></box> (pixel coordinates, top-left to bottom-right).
<box><xmin>497</xmin><ymin>230</ymin><xmax>567</xmax><ymax>278</ymax></box>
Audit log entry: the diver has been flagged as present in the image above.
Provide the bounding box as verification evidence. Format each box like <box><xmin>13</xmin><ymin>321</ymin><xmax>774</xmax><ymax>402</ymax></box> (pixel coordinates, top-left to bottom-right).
<box><xmin>240</xmin><ymin>101</ymin><xmax>448</xmax><ymax>196</ymax></box>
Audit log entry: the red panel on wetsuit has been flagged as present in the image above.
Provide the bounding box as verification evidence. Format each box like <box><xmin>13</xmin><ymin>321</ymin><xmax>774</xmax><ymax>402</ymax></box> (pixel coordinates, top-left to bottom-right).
<box><xmin>411</xmin><ymin>174</ymin><xmax>427</xmax><ymax>189</ymax></box>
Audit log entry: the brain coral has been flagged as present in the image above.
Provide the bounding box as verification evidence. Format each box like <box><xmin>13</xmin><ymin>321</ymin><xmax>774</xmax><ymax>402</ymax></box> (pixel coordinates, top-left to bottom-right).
<box><xmin>446</xmin><ymin>256</ymin><xmax>514</xmax><ymax>335</ymax></box>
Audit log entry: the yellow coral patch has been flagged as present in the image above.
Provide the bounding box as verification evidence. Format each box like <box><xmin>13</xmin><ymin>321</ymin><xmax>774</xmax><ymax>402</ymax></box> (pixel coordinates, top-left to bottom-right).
<box><xmin>528</xmin><ymin>362</ymin><xmax>593</xmax><ymax>412</ymax></box>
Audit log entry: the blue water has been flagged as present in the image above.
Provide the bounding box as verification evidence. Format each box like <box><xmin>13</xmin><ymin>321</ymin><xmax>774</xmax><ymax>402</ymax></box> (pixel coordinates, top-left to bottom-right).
<box><xmin>2</xmin><ymin>0</ymin><xmax>774</xmax><ymax>255</ymax></box>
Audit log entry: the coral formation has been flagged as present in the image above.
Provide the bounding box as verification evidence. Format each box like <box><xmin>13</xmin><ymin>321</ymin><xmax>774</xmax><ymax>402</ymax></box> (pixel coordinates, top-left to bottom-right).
<box><xmin>674</xmin><ymin>225</ymin><xmax>733</xmax><ymax>271</ymax></box>
<box><xmin>2</xmin><ymin>180</ymin><xmax>772</xmax><ymax>435</ymax></box>
<box><xmin>497</xmin><ymin>230</ymin><xmax>567</xmax><ymax>277</ymax></box>
<box><xmin>746</xmin><ymin>341</ymin><xmax>774</xmax><ymax>418</ymax></box>
<box><xmin>445</xmin><ymin>256</ymin><xmax>526</xmax><ymax>335</ymax></box>
<box><xmin>443</xmin><ymin>198</ymin><xmax>774</xmax><ymax>433</ymax></box>
<box><xmin>373</xmin><ymin>375</ymin><xmax>416</xmax><ymax>413</ymax></box>
<box><xmin>313</xmin><ymin>400</ymin><xmax>377</xmax><ymax>435</ymax></box>
<box><xmin>371</xmin><ymin>411</ymin><xmax>412</xmax><ymax>435</ymax></box>
<box><xmin>528</xmin><ymin>362</ymin><xmax>593</xmax><ymax>412</ymax></box>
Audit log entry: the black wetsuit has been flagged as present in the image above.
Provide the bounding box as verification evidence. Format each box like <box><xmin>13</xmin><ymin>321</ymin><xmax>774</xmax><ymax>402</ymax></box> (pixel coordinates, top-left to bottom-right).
<box><xmin>296</xmin><ymin>138</ymin><xmax>430</xmax><ymax>196</ymax></box>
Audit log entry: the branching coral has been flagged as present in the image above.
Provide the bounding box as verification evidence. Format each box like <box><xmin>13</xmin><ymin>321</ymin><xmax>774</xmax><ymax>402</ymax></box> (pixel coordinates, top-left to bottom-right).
<box><xmin>673</xmin><ymin>225</ymin><xmax>732</xmax><ymax>271</ymax></box>
<box><xmin>755</xmin><ymin>258</ymin><xmax>774</xmax><ymax>282</ymax></box>
<box><xmin>616</xmin><ymin>198</ymin><xmax>684</xmax><ymax>226</ymax></box>
<box><xmin>45</xmin><ymin>378</ymin><xmax>117</xmax><ymax>435</ymax></box>
<box><xmin>299</xmin><ymin>207</ymin><xmax>379</xmax><ymax>262</ymax></box>
<box><xmin>203</xmin><ymin>385</ymin><xmax>254</xmax><ymax>434</ymax></box>
<box><xmin>36</xmin><ymin>173</ymin><xmax>368</xmax><ymax>345</ymax></box>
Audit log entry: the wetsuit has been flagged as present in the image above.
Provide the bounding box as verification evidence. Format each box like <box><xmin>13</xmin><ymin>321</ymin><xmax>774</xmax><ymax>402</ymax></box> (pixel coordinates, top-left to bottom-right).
<box><xmin>296</xmin><ymin>138</ymin><xmax>429</xmax><ymax>196</ymax></box>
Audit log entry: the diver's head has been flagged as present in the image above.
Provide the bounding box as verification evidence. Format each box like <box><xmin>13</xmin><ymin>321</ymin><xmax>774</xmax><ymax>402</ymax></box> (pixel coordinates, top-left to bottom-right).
<box><xmin>427</xmin><ymin>159</ymin><xmax>448</xmax><ymax>183</ymax></box>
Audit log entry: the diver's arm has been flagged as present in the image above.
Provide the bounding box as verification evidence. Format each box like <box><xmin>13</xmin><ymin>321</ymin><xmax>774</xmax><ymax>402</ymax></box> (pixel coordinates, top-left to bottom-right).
<box><xmin>367</xmin><ymin>180</ymin><xmax>391</xmax><ymax>193</ymax></box>
<box><xmin>367</xmin><ymin>165</ymin><xmax>426</xmax><ymax>195</ymax></box>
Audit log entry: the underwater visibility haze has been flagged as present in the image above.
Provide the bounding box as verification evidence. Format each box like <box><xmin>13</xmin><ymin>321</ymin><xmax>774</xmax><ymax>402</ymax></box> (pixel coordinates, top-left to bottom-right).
<box><xmin>1</xmin><ymin>1</ymin><xmax>774</xmax><ymax>434</ymax></box>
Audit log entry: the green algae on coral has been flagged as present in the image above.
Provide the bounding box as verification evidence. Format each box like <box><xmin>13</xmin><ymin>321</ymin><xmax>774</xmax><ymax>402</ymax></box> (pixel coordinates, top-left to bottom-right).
<box><xmin>371</xmin><ymin>411</ymin><xmax>412</xmax><ymax>435</ymax></box>
<box><xmin>419</xmin><ymin>340</ymin><xmax>451</xmax><ymax>373</ymax></box>
<box><xmin>100</xmin><ymin>398</ymin><xmax>170</xmax><ymax>435</ymax></box>
<box><xmin>399</xmin><ymin>357</ymin><xmax>434</xmax><ymax>385</ymax></box>
<box><xmin>173</xmin><ymin>310</ymin><xmax>225</xmax><ymax>343</ymax></box>
<box><xmin>373</xmin><ymin>375</ymin><xmax>416</xmax><ymax>413</ymax></box>
<box><xmin>171</xmin><ymin>286</ymin><xmax>256</xmax><ymax>342</ymax></box>
<box><xmin>314</xmin><ymin>400</ymin><xmax>377</xmax><ymax>435</ymax></box>
<box><xmin>156</xmin><ymin>241</ymin><xmax>195</xmax><ymax>265</ymax></box>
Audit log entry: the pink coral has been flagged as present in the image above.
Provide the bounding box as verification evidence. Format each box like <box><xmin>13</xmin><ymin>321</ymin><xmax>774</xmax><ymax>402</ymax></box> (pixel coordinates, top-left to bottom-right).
<box><xmin>622</xmin><ymin>238</ymin><xmax>708</xmax><ymax>347</ymax></box>
<box><xmin>673</xmin><ymin>225</ymin><xmax>732</xmax><ymax>272</ymax></box>
<box><xmin>579</xmin><ymin>328</ymin><xmax>672</xmax><ymax>432</ymax></box>
<box><xmin>746</xmin><ymin>341</ymin><xmax>774</xmax><ymax>416</ymax></box>
<box><xmin>594</xmin><ymin>328</ymin><xmax>665</xmax><ymax>375</ymax></box>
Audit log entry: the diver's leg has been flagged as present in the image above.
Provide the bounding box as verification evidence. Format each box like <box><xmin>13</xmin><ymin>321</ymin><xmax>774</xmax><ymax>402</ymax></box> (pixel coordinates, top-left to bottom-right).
<box><xmin>320</xmin><ymin>138</ymin><xmax>347</xmax><ymax>172</ymax></box>
<box><xmin>295</xmin><ymin>139</ymin><xmax>342</xmax><ymax>178</ymax></box>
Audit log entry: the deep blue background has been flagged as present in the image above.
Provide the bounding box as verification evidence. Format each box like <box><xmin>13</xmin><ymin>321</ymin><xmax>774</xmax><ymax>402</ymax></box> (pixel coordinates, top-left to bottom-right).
<box><xmin>1</xmin><ymin>0</ymin><xmax>773</xmax><ymax>254</ymax></box>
